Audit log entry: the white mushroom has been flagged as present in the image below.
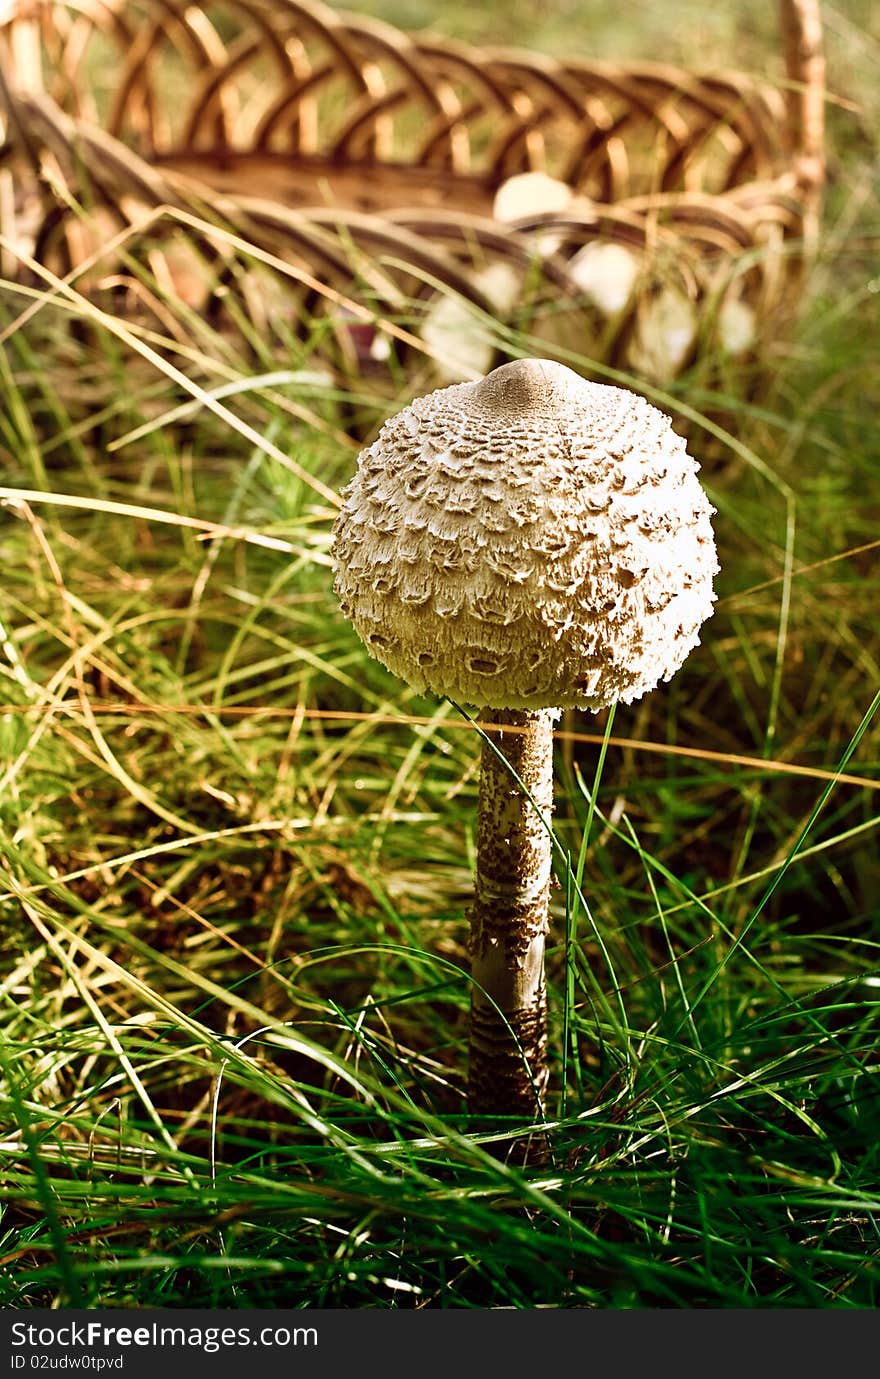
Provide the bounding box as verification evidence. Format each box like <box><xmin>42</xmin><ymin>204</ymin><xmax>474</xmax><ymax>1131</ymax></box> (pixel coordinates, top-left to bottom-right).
<box><xmin>492</xmin><ymin>172</ymin><xmax>575</xmax><ymax>259</ymax></box>
<box><xmin>629</xmin><ymin>285</ymin><xmax>699</xmax><ymax>383</ymax></box>
<box><xmin>493</xmin><ymin>172</ymin><xmax>575</xmax><ymax>224</ymax></box>
<box><xmin>333</xmin><ymin>359</ymin><xmax>716</xmax><ymax>711</ymax></box>
<box><xmin>567</xmin><ymin>241</ymin><xmax>642</xmax><ymax>317</ymax></box>
<box><xmin>421</xmin><ymin>263</ymin><xmax>521</xmax><ymax>384</ymax></box>
<box><xmin>718</xmin><ymin>294</ymin><xmax>757</xmax><ymax>357</ymax></box>
<box><xmin>331</xmin><ymin>358</ymin><xmax>718</xmax><ymax>1128</ymax></box>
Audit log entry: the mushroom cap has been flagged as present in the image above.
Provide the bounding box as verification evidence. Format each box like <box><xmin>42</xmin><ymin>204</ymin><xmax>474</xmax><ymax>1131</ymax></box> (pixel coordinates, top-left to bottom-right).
<box><xmin>331</xmin><ymin>358</ymin><xmax>718</xmax><ymax>711</ymax></box>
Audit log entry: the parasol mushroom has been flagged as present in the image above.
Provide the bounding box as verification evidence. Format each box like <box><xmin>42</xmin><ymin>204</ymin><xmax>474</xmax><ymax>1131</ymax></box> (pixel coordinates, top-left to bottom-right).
<box><xmin>330</xmin><ymin>358</ymin><xmax>718</xmax><ymax>1124</ymax></box>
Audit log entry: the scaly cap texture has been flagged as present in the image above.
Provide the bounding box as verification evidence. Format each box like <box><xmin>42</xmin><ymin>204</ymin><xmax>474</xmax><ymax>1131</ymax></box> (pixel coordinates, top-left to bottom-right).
<box><xmin>331</xmin><ymin>359</ymin><xmax>718</xmax><ymax>710</ymax></box>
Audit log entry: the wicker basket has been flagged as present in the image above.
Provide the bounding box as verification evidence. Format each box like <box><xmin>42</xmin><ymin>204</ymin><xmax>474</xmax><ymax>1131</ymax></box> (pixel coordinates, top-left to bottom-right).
<box><xmin>0</xmin><ymin>0</ymin><xmax>824</xmax><ymax>390</ymax></box>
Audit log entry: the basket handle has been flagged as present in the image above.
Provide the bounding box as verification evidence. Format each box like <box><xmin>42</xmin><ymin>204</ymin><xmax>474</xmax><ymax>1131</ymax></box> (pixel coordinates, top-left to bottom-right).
<box><xmin>3</xmin><ymin>0</ymin><xmax>827</xmax><ymax>184</ymax></box>
<box><xmin>780</xmin><ymin>0</ymin><xmax>825</xmax><ymax>184</ymax></box>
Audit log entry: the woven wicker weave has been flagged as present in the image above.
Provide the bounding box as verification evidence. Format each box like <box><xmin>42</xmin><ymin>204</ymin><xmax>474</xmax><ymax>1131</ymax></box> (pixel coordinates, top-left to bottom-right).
<box><xmin>0</xmin><ymin>0</ymin><xmax>825</xmax><ymax>388</ymax></box>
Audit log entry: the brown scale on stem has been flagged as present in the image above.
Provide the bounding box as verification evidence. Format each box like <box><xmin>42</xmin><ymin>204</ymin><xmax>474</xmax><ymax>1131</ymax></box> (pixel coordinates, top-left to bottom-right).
<box><xmin>468</xmin><ymin>709</ymin><xmax>553</xmax><ymax>1120</ymax></box>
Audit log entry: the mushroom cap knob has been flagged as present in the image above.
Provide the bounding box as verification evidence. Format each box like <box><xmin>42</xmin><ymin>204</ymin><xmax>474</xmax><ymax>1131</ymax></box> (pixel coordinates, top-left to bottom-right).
<box><xmin>331</xmin><ymin>359</ymin><xmax>719</xmax><ymax>711</ymax></box>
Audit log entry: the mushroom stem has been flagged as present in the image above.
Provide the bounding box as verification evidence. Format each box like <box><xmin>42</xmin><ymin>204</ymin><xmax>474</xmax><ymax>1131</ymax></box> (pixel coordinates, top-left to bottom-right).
<box><xmin>468</xmin><ymin>708</ymin><xmax>554</xmax><ymax>1120</ymax></box>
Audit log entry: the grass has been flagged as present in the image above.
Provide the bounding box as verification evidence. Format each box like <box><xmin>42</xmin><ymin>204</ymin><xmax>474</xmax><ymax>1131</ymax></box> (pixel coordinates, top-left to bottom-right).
<box><xmin>0</xmin><ymin>0</ymin><xmax>879</xmax><ymax>1309</ymax></box>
